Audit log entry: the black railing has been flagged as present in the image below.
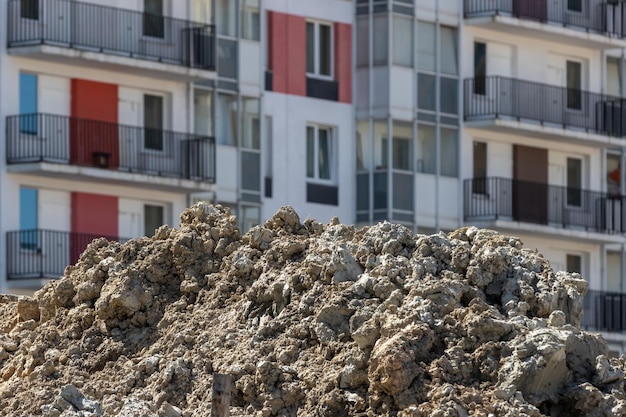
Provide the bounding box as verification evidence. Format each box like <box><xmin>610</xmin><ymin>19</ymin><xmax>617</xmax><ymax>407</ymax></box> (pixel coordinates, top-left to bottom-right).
<box><xmin>582</xmin><ymin>290</ymin><xmax>626</xmax><ymax>332</ymax></box>
<box><xmin>464</xmin><ymin>177</ymin><xmax>626</xmax><ymax>233</ymax></box>
<box><xmin>7</xmin><ymin>0</ymin><xmax>215</xmax><ymax>70</ymax></box>
<box><xmin>464</xmin><ymin>76</ymin><xmax>626</xmax><ymax>137</ymax></box>
<box><xmin>7</xmin><ymin>229</ymin><xmax>128</xmax><ymax>280</ymax></box>
<box><xmin>6</xmin><ymin>114</ymin><xmax>216</xmax><ymax>183</ymax></box>
<box><xmin>464</xmin><ymin>0</ymin><xmax>626</xmax><ymax>38</ymax></box>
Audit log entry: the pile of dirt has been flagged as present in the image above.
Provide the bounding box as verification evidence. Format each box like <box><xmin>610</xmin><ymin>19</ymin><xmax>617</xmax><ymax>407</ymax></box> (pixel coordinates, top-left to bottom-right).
<box><xmin>0</xmin><ymin>203</ymin><xmax>625</xmax><ymax>417</ymax></box>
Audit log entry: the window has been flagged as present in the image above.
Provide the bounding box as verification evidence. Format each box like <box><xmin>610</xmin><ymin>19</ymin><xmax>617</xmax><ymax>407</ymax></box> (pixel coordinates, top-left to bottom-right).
<box><xmin>393</xmin><ymin>16</ymin><xmax>412</xmax><ymax>67</ymax></box>
<box><xmin>607</xmin><ymin>153</ymin><xmax>621</xmax><ymax>196</ymax></box>
<box><xmin>474</xmin><ymin>42</ymin><xmax>487</xmax><ymax>95</ymax></box>
<box><xmin>381</xmin><ymin>137</ymin><xmax>412</xmax><ymax>170</ymax></box>
<box><xmin>21</xmin><ymin>0</ymin><xmax>39</xmax><ymax>20</ymax></box>
<box><xmin>566</xmin><ymin>254</ymin><xmax>582</xmax><ymax>273</ymax></box>
<box><xmin>193</xmin><ymin>0</ymin><xmax>212</xmax><ymax>24</ymax></box>
<box><xmin>242</xmin><ymin>98</ymin><xmax>260</xmax><ymax>149</ymax></box>
<box><xmin>417</xmin><ymin>125</ymin><xmax>435</xmax><ymax>174</ymax></box>
<box><xmin>567</xmin><ymin>61</ymin><xmax>582</xmax><ymax>110</ymax></box>
<box><xmin>441</xmin><ymin>26</ymin><xmax>458</xmax><ymax>75</ymax></box>
<box><xmin>607</xmin><ymin>57</ymin><xmax>621</xmax><ymax>97</ymax></box>
<box><xmin>217</xmin><ymin>94</ymin><xmax>237</xmax><ymax>145</ymax></box>
<box><xmin>357</xmin><ymin>17</ymin><xmax>369</xmax><ymax>67</ymax></box>
<box><xmin>144</xmin><ymin>95</ymin><xmax>164</xmax><ymax>151</ymax></box>
<box><xmin>441</xmin><ymin>128</ymin><xmax>458</xmax><ymax>177</ymax></box>
<box><xmin>217</xmin><ymin>0</ymin><xmax>236</xmax><ymax>36</ymax></box>
<box><xmin>441</xmin><ymin>77</ymin><xmax>458</xmax><ymax>114</ymax></box>
<box><xmin>373</xmin><ymin>15</ymin><xmax>388</xmax><ymax>66</ymax></box>
<box><xmin>473</xmin><ymin>142</ymin><xmax>487</xmax><ymax>194</ymax></box>
<box><xmin>307</xmin><ymin>126</ymin><xmax>334</xmax><ymax>181</ymax></box>
<box><xmin>144</xmin><ymin>205</ymin><xmax>164</xmax><ymax>236</ymax></box>
<box><xmin>241</xmin><ymin>206</ymin><xmax>260</xmax><ymax>233</ymax></box>
<box><xmin>417</xmin><ymin>21</ymin><xmax>435</xmax><ymax>72</ymax></box>
<box><xmin>242</xmin><ymin>8</ymin><xmax>260</xmax><ymax>41</ymax></box>
<box><xmin>418</xmin><ymin>74</ymin><xmax>435</xmax><ymax>111</ymax></box>
<box><xmin>143</xmin><ymin>0</ymin><xmax>165</xmax><ymax>38</ymax></box>
<box><xmin>19</xmin><ymin>73</ymin><xmax>38</xmax><ymax>135</ymax></box>
<box><xmin>567</xmin><ymin>157</ymin><xmax>582</xmax><ymax>206</ymax></box>
<box><xmin>20</xmin><ymin>187</ymin><xmax>38</xmax><ymax>250</ymax></box>
<box><xmin>307</xmin><ymin>22</ymin><xmax>332</xmax><ymax>77</ymax></box>
<box><xmin>567</xmin><ymin>0</ymin><xmax>582</xmax><ymax>12</ymax></box>
<box><xmin>194</xmin><ymin>89</ymin><xmax>213</xmax><ymax>137</ymax></box>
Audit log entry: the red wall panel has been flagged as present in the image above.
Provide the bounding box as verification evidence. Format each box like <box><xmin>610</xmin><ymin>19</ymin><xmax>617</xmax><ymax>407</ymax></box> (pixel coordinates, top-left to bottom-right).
<box><xmin>267</xmin><ymin>11</ymin><xmax>306</xmax><ymax>96</ymax></box>
<box><xmin>70</xmin><ymin>192</ymin><xmax>118</xmax><ymax>263</ymax></box>
<box><xmin>70</xmin><ymin>79</ymin><xmax>119</xmax><ymax>169</ymax></box>
<box><xmin>335</xmin><ymin>22</ymin><xmax>352</xmax><ymax>104</ymax></box>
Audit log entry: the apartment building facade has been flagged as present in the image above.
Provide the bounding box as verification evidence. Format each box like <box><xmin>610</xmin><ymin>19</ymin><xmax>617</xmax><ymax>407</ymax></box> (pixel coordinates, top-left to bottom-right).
<box><xmin>2</xmin><ymin>0</ymin><xmax>626</xmax><ymax>352</ymax></box>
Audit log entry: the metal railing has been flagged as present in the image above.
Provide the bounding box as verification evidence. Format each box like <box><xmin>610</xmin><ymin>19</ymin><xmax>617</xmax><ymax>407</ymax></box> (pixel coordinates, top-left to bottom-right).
<box><xmin>464</xmin><ymin>76</ymin><xmax>626</xmax><ymax>137</ymax></box>
<box><xmin>6</xmin><ymin>229</ymin><xmax>128</xmax><ymax>280</ymax></box>
<box><xmin>6</xmin><ymin>113</ymin><xmax>216</xmax><ymax>183</ymax></box>
<box><xmin>464</xmin><ymin>177</ymin><xmax>626</xmax><ymax>234</ymax></box>
<box><xmin>582</xmin><ymin>290</ymin><xmax>626</xmax><ymax>332</ymax></box>
<box><xmin>464</xmin><ymin>0</ymin><xmax>626</xmax><ymax>38</ymax></box>
<box><xmin>7</xmin><ymin>0</ymin><xmax>215</xmax><ymax>70</ymax></box>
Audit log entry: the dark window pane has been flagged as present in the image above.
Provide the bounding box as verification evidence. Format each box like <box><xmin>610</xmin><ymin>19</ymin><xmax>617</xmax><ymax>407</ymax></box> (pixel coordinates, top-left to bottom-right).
<box><xmin>144</xmin><ymin>95</ymin><xmax>164</xmax><ymax>150</ymax></box>
<box><xmin>319</xmin><ymin>24</ymin><xmax>332</xmax><ymax>76</ymax></box>
<box><xmin>473</xmin><ymin>142</ymin><xmax>487</xmax><ymax>194</ymax></box>
<box><xmin>566</xmin><ymin>254</ymin><xmax>582</xmax><ymax>273</ymax></box>
<box><xmin>393</xmin><ymin>137</ymin><xmax>410</xmax><ymax>170</ymax></box>
<box><xmin>441</xmin><ymin>77</ymin><xmax>458</xmax><ymax>114</ymax></box>
<box><xmin>474</xmin><ymin>42</ymin><xmax>486</xmax><ymax>95</ymax></box>
<box><xmin>567</xmin><ymin>61</ymin><xmax>582</xmax><ymax>110</ymax></box>
<box><xmin>21</xmin><ymin>0</ymin><xmax>39</xmax><ymax>20</ymax></box>
<box><xmin>318</xmin><ymin>128</ymin><xmax>331</xmax><ymax>179</ymax></box>
<box><xmin>241</xmin><ymin>151</ymin><xmax>261</xmax><ymax>191</ymax></box>
<box><xmin>20</xmin><ymin>187</ymin><xmax>38</xmax><ymax>250</ymax></box>
<box><xmin>306</xmin><ymin>22</ymin><xmax>315</xmax><ymax>74</ymax></box>
<box><xmin>567</xmin><ymin>157</ymin><xmax>582</xmax><ymax>206</ymax></box>
<box><xmin>418</xmin><ymin>73</ymin><xmax>436</xmax><ymax>111</ymax></box>
<box><xmin>143</xmin><ymin>0</ymin><xmax>164</xmax><ymax>38</ymax></box>
<box><xmin>307</xmin><ymin>126</ymin><xmax>315</xmax><ymax>178</ymax></box>
<box><xmin>568</xmin><ymin>0</ymin><xmax>582</xmax><ymax>12</ymax></box>
<box><xmin>144</xmin><ymin>205</ymin><xmax>164</xmax><ymax>236</ymax></box>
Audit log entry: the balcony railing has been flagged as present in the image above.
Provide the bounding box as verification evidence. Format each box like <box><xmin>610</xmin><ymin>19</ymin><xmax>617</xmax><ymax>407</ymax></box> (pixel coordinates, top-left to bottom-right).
<box><xmin>6</xmin><ymin>114</ymin><xmax>216</xmax><ymax>183</ymax></box>
<box><xmin>464</xmin><ymin>0</ymin><xmax>626</xmax><ymax>38</ymax></box>
<box><xmin>7</xmin><ymin>0</ymin><xmax>215</xmax><ymax>70</ymax></box>
<box><xmin>464</xmin><ymin>76</ymin><xmax>626</xmax><ymax>137</ymax></box>
<box><xmin>7</xmin><ymin>229</ymin><xmax>128</xmax><ymax>280</ymax></box>
<box><xmin>582</xmin><ymin>290</ymin><xmax>626</xmax><ymax>332</ymax></box>
<box><xmin>464</xmin><ymin>177</ymin><xmax>626</xmax><ymax>234</ymax></box>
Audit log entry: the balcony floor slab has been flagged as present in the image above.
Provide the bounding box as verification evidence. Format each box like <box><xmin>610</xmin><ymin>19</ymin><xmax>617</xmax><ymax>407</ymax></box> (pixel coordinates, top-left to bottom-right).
<box><xmin>8</xmin><ymin>44</ymin><xmax>216</xmax><ymax>82</ymax></box>
<box><xmin>465</xmin><ymin>118</ymin><xmax>626</xmax><ymax>148</ymax></box>
<box><xmin>465</xmin><ymin>15</ymin><xmax>626</xmax><ymax>50</ymax></box>
<box><xmin>7</xmin><ymin>162</ymin><xmax>215</xmax><ymax>193</ymax></box>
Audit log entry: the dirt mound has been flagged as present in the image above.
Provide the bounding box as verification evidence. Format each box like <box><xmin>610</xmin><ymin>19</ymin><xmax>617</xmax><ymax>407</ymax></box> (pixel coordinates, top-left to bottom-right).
<box><xmin>0</xmin><ymin>203</ymin><xmax>625</xmax><ymax>416</ymax></box>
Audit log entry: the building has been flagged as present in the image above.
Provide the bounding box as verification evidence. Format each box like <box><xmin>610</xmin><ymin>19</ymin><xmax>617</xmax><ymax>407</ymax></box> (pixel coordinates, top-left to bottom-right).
<box><xmin>2</xmin><ymin>0</ymin><xmax>626</xmax><ymax>352</ymax></box>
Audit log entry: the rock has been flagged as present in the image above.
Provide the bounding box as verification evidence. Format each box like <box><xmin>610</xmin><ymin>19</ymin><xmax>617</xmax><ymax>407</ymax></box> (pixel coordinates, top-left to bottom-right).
<box><xmin>0</xmin><ymin>203</ymin><xmax>624</xmax><ymax>417</ymax></box>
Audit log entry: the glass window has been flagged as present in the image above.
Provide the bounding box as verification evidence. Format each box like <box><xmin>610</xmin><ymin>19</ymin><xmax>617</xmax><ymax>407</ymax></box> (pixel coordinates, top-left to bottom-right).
<box><xmin>144</xmin><ymin>94</ymin><xmax>164</xmax><ymax>151</ymax></box>
<box><xmin>474</xmin><ymin>42</ymin><xmax>487</xmax><ymax>95</ymax></box>
<box><xmin>567</xmin><ymin>61</ymin><xmax>582</xmax><ymax>110</ymax></box>
<box><xmin>21</xmin><ymin>0</ymin><xmax>39</xmax><ymax>20</ymax></box>
<box><xmin>144</xmin><ymin>205</ymin><xmax>164</xmax><ymax>236</ymax></box>
<box><xmin>217</xmin><ymin>94</ymin><xmax>237</xmax><ymax>145</ymax></box>
<box><xmin>242</xmin><ymin>8</ymin><xmax>260</xmax><ymax>41</ymax></box>
<box><xmin>194</xmin><ymin>89</ymin><xmax>213</xmax><ymax>137</ymax></box>
<box><xmin>20</xmin><ymin>187</ymin><xmax>38</xmax><ymax>249</ymax></box>
<box><xmin>607</xmin><ymin>153</ymin><xmax>621</xmax><ymax>196</ymax></box>
<box><xmin>357</xmin><ymin>17</ymin><xmax>369</xmax><ymax>67</ymax></box>
<box><xmin>567</xmin><ymin>157</ymin><xmax>582</xmax><ymax>206</ymax></box>
<box><xmin>193</xmin><ymin>0</ymin><xmax>212</xmax><ymax>24</ymax></box>
<box><xmin>441</xmin><ymin>128</ymin><xmax>458</xmax><ymax>177</ymax></box>
<box><xmin>307</xmin><ymin>125</ymin><xmax>334</xmax><ymax>181</ymax></box>
<box><xmin>217</xmin><ymin>0</ymin><xmax>236</xmax><ymax>36</ymax></box>
<box><xmin>607</xmin><ymin>252</ymin><xmax>621</xmax><ymax>292</ymax></box>
<box><xmin>393</xmin><ymin>15</ymin><xmax>412</xmax><ymax>67</ymax></box>
<box><xmin>418</xmin><ymin>73</ymin><xmax>436</xmax><ymax>111</ymax></box>
<box><xmin>242</xmin><ymin>98</ymin><xmax>260</xmax><ymax>149</ymax></box>
<box><xmin>373</xmin><ymin>14</ymin><xmax>388</xmax><ymax>66</ymax></box>
<box><xmin>241</xmin><ymin>151</ymin><xmax>261</xmax><ymax>191</ymax></box>
<box><xmin>568</xmin><ymin>0</ymin><xmax>582</xmax><ymax>12</ymax></box>
<box><xmin>307</xmin><ymin>22</ymin><xmax>333</xmax><ymax>77</ymax></box>
<box><xmin>265</xmin><ymin>116</ymin><xmax>273</xmax><ymax>177</ymax></box>
<box><xmin>607</xmin><ymin>57</ymin><xmax>621</xmax><ymax>97</ymax></box>
<box><xmin>417</xmin><ymin>125</ymin><xmax>435</xmax><ymax>174</ymax></box>
<box><xmin>218</xmin><ymin>38</ymin><xmax>237</xmax><ymax>79</ymax></box>
<box><xmin>417</xmin><ymin>21</ymin><xmax>435</xmax><ymax>72</ymax></box>
<box><xmin>143</xmin><ymin>0</ymin><xmax>164</xmax><ymax>38</ymax></box>
<box><xmin>440</xmin><ymin>77</ymin><xmax>458</xmax><ymax>115</ymax></box>
<box><xmin>566</xmin><ymin>254</ymin><xmax>582</xmax><ymax>273</ymax></box>
<box><xmin>19</xmin><ymin>73</ymin><xmax>37</xmax><ymax>135</ymax></box>
<box><xmin>441</xmin><ymin>26</ymin><xmax>458</xmax><ymax>75</ymax></box>
<box><xmin>241</xmin><ymin>206</ymin><xmax>260</xmax><ymax>233</ymax></box>
<box><xmin>473</xmin><ymin>141</ymin><xmax>487</xmax><ymax>194</ymax></box>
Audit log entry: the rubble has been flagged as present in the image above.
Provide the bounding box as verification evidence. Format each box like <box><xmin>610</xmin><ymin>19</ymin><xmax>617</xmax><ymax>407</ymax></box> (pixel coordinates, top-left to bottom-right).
<box><xmin>0</xmin><ymin>203</ymin><xmax>624</xmax><ymax>416</ymax></box>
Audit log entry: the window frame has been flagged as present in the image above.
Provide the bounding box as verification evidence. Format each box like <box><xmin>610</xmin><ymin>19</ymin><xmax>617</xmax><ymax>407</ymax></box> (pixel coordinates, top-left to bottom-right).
<box><xmin>306</xmin><ymin>125</ymin><xmax>336</xmax><ymax>184</ymax></box>
<box><xmin>566</xmin><ymin>60</ymin><xmax>583</xmax><ymax>111</ymax></box>
<box><xmin>306</xmin><ymin>20</ymin><xmax>334</xmax><ymax>80</ymax></box>
<box><xmin>143</xmin><ymin>0</ymin><xmax>166</xmax><ymax>39</ymax></box>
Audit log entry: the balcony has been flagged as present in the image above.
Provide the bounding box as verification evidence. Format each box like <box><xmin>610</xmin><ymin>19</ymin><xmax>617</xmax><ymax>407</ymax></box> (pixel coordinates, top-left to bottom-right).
<box><xmin>7</xmin><ymin>0</ymin><xmax>215</xmax><ymax>81</ymax></box>
<box><xmin>464</xmin><ymin>0</ymin><xmax>626</xmax><ymax>49</ymax></box>
<box><xmin>464</xmin><ymin>77</ymin><xmax>626</xmax><ymax>145</ymax></box>
<box><xmin>464</xmin><ymin>177</ymin><xmax>626</xmax><ymax>237</ymax></box>
<box><xmin>7</xmin><ymin>229</ymin><xmax>127</xmax><ymax>280</ymax></box>
<box><xmin>6</xmin><ymin>114</ymin><xmax>216</xmax><ymax>191</ymax></box>
<box><xmin>582</xmin><ymin>290</ymin><xmax>626</xmax><ymax>332</ymax></box>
